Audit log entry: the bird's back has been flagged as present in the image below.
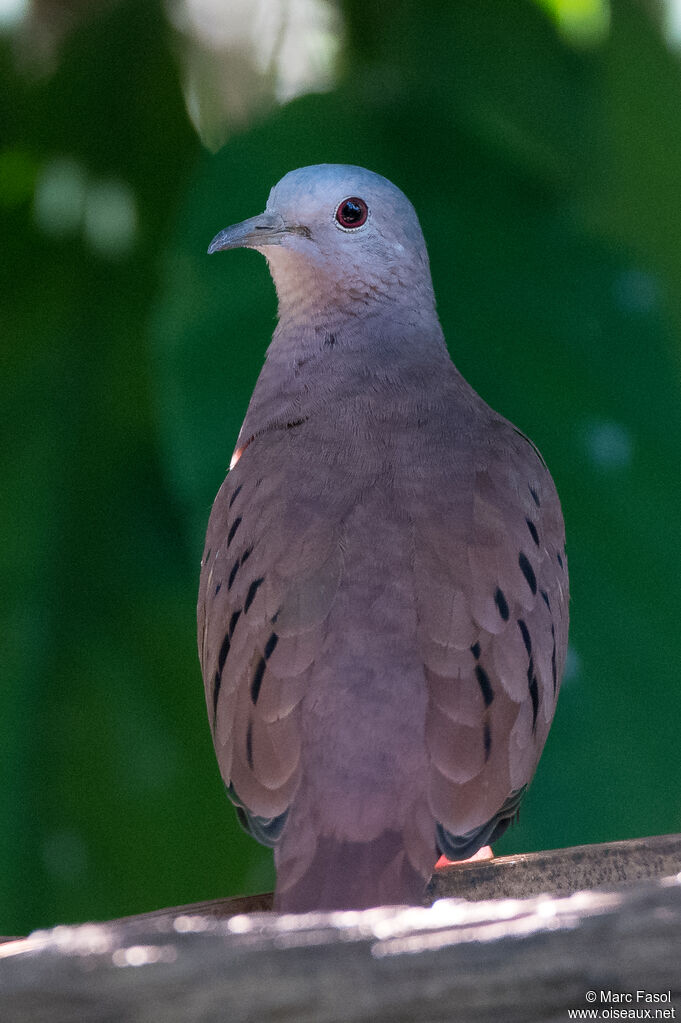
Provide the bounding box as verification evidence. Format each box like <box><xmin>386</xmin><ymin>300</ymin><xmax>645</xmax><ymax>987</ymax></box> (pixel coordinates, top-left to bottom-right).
<box><xmin>198</xmin><ymin>349</ymin><xmax>568</xmax><ymax>910</ymax></box>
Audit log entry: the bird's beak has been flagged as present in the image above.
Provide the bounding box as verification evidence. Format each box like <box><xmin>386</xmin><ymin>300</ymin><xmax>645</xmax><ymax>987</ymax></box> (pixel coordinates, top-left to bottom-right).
<box><xmin>207</xmin><ymin>210</ymin><xmax>287</xmax><ymax>254</ymax></box>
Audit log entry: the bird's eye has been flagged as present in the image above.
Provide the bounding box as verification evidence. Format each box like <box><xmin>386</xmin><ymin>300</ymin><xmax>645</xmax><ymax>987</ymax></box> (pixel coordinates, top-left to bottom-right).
<box><xmin>335</xmin><ymin>197</ymin><xmax>368</xmax><ymax>229</ymax></box>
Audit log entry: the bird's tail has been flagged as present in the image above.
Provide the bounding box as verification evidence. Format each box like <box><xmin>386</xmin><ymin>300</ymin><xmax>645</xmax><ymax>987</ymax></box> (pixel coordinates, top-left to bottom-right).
<box><xmin>274</xmin><ymin>830</ymin><xmax>428</xmax><ymax>913</ymax></box>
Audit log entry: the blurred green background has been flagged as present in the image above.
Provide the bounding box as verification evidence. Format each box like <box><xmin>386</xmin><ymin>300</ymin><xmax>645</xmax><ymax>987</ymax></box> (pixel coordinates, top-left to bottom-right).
<box><xmin>2</xmin><ymin>0</ymin><xmax>681</xmax><ymax>937</ymax></box>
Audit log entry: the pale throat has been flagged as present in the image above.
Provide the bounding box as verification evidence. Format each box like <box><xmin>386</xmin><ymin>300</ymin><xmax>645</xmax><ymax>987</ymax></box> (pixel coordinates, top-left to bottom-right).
<box><xmin>262</xmin><ymin>244</ymin><xmax>431</xmax><ymax>334</ymax></box>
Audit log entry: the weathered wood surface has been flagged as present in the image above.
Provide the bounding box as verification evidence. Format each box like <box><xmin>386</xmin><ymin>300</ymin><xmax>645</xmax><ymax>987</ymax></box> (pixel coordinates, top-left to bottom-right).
<box><xmin>97</xmin><ymin>830</ymin><xmax>681</xmax><ymax>925</ymax></box>
<box><xmin>428</xmin><ymin>830</ymin><xmax>681</xmax><ymax>902</ymax></box>
<box><xmin>1</xmin><ymin>834</ymin><xmax>680</xmax><ymax>1023</ymax></box>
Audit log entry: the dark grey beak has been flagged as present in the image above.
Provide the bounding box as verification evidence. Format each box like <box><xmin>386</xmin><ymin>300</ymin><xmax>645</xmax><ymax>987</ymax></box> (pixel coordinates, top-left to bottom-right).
<box><xmin>207</xmin><ymin>210</ymin><xmax>286</xmax><ymax>254</ymax></box>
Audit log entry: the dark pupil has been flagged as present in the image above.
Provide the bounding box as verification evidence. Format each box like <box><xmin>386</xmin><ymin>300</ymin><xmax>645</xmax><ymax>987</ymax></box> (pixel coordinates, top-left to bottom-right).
<box><xmin>341</xmin><ymin>200</ymin><xmax>363</xmax><ymax>223</ymax></box>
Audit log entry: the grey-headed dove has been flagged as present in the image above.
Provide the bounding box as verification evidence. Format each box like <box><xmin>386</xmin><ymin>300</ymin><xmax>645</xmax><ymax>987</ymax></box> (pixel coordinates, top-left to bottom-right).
<box><xmin>198</xmin><ymin>165</ymin><xmax>568</xmax><ymax>912</ymax></box>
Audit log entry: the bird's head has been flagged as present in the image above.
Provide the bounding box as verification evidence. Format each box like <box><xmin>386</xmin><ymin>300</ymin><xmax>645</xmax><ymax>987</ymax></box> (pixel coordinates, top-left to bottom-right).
<box><xmin>208</xmin><ymin>164</ymin><xmax>438</xmax><ymax>328</ymax></box>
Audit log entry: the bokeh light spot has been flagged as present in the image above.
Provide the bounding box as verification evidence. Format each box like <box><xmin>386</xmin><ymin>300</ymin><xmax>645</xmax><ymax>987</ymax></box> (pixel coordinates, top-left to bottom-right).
<box><xmin>167</xmin><ymin>0</ymin><xmax>342</xmax><ymax>147</ymax></box>
<box><xmin>33</xmin><ymin>157</ymin><xmax>87</xmax><ymax>238</ymax></box>
<box><xmin>563</xmin><ymin>645</ymin><xmax>581</xmax><ymax>684</ymax></box>
<box><xmin>584</xmin><ymin>419</ymin><xmax>633</xmax><ymax>471</ymax></box>
<box><xmin>0</xmin><ymin>0</ymin><xmax>27</xmax><ymax>31</ymax></box>
<box><xmin>535</xmin><ymin>0</ymin><xmax>610</xmax><ymax>46</ymax></box>
<box><xmin>613</xmin><ymin>269</ymin><xmax>660</xmax><ymax>315</ymax></box>
<box><xmin>83</xmin><ymin>180</ymin><xmax>138</xmax><ymax>258</ymax></box>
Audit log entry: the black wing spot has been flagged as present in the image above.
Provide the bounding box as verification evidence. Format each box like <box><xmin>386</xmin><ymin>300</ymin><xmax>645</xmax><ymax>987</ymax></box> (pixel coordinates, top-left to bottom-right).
<box><xmin>246</xmin><ymin>722</ymin><xmax>254</xmax><ymax>768</ymax></box>
<box><xmin>203</xmin><ymin>547</ymin><xmax>211</xmax><ymax>565</ymax></box>
<box><xmin>229</xmin><ymin>609</ymin><xmax>241</xmax><ymax>637</ymax></box>
<box><xmin>540</xmin><ymin>589</ymin><xmax>550</xmax><ymax>610</ymax></box>
<box><xmin>230</xmin><ymin>547</ymin><xmax>253</xmax><ymax>592</ymax></box>
<box><xmin>214</xmin><ymin>582</ymin><xmax>222</xmax><ymax>596</ymax></box>
<box><xmin>526</xmin><ymin>518</ymin><xmax>539</xmax><ymax>546</ymax></box>
<box><xmin>251</xmin><ymin>656</ymin><xmax>267</xmax><ymax>704</ymax></box>
<box><xmin>475</xmin><ymin>664</ymin><xmax>494</xmax><ymax>707</ymax></box>
<box><xmin>470</xmin><ymin>641</ymin><xmax>481</xmax><ymax>660</ymax></box>
<box><xmin>557</xmin><ymin>551</ymin><xmax>564</xmax><ymax>570</ymax></box>
<box><xmin>244</xmin><ymin>577</ymin><xmax>264</xmax><ymax>614</ymax></box>
<box><xmin>494</xmin><ymin>587</ymin><xmax>510</xmax><ymax>621</ymax></box>
<box><xmin>264</xmin><ymin>632</ymin><xmax>279</xmax><ymax>660</ymax></box>
<box><xmin>217</xmin><ymin>631</ymin><xmax>230</xmax><ymax>675</ymax></box>
<box><xmin>517</xmin><ymin>619</ymin><xmax>532</xmax><ymax>657</ymax></box>
<box><xmin>527</xmin><ymin>659</ymin><xmax>539</xmax><ymax>730</ymax></box>
<box><xmin>518</xmin><ymin>552</ymin><xmax>537</xmax><ymax>595</ymax></box>
<box><xmin>227</xmin><ymin>516</ymin><xmax>242</xmax><ymax>546</ymax></box>
<box><xmin>483</xmin><ymin>721</ymin><xmax>492</xmax><ymax>760</ymax></box>
<box><xmin>228</xmin><ymin>484</ymin><xmax>243</xmax><ymax>509</ymax></box>
<box><xmin>529</xmin><ymin>486</ymin><xmax>540</xmax><ymax>507</ymax></box>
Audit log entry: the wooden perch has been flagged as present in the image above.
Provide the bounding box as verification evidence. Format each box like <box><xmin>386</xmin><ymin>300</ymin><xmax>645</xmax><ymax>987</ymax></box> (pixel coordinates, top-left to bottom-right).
<box><xmin>1</xmin><ymin>833</ymin><xmax>679</xmax><ymax>1023</ymax></box>
<box><xmin>99</xmin><ymin>830</ymin><xmax>681</xmax><ymax>925</ymax></box>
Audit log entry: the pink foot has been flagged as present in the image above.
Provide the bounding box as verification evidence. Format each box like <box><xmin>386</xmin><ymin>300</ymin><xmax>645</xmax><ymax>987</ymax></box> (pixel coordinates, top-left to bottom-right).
<box><xmin>435</xmin><ymin>844</ymin><xmax>494</xmax><ymax>869</ymax></box>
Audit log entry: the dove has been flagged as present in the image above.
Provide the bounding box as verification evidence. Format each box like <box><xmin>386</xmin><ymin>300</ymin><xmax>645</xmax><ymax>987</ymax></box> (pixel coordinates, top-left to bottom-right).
<box><xmin>198</xmin><ymin>164</ymin><xmax>569</xmax><ymax>912</ymax></box>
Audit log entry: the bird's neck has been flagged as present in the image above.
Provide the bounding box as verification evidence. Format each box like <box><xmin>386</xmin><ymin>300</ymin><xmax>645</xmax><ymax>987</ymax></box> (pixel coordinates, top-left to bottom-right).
<box><xmin>232</xmin><ymin>246</ymin><xmax>455</xmax><ymax>448</ymax></box>
<box><xmin>263</xmin><ymin>246</ymin><xmax>442</xmax><ymax>341</ymax></box>
<box><xmin>237</xmin><ymin>294</ymin><xmax>454</xmax><ymax>451</ymax></box>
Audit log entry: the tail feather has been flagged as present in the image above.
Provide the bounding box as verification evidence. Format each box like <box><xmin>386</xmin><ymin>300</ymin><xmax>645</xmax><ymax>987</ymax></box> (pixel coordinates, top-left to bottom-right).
<box><xmin>274</xmin><ymin>830</ymin><xmax>428</xmax><ymax>912</ymax></box>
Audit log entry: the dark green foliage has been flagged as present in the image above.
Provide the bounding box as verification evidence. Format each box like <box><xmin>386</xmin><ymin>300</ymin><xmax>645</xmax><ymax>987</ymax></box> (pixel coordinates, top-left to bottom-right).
<box><xmin>2</xmin><ymin>0</ymin><xmax>681</xmax><ymax>935</ymax></box>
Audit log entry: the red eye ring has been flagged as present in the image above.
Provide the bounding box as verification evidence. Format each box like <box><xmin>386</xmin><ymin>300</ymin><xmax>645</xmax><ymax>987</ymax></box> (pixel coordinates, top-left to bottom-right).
<box><xmin>335</xmin><ymin>196</ymin><xmax>368</xmax><ymax>229</ymax></box>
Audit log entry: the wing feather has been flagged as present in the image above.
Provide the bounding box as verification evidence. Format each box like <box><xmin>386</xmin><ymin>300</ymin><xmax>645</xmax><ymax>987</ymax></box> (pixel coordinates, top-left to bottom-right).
<box><xmin>412</xmin><ymin>417</ymin><xmax>568</xmax><ymax>850</ymax></box>
<box><xmin>198</xmin><ymin>429</ymin><xmax>344</xmax><ymax>841</ymax></box>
